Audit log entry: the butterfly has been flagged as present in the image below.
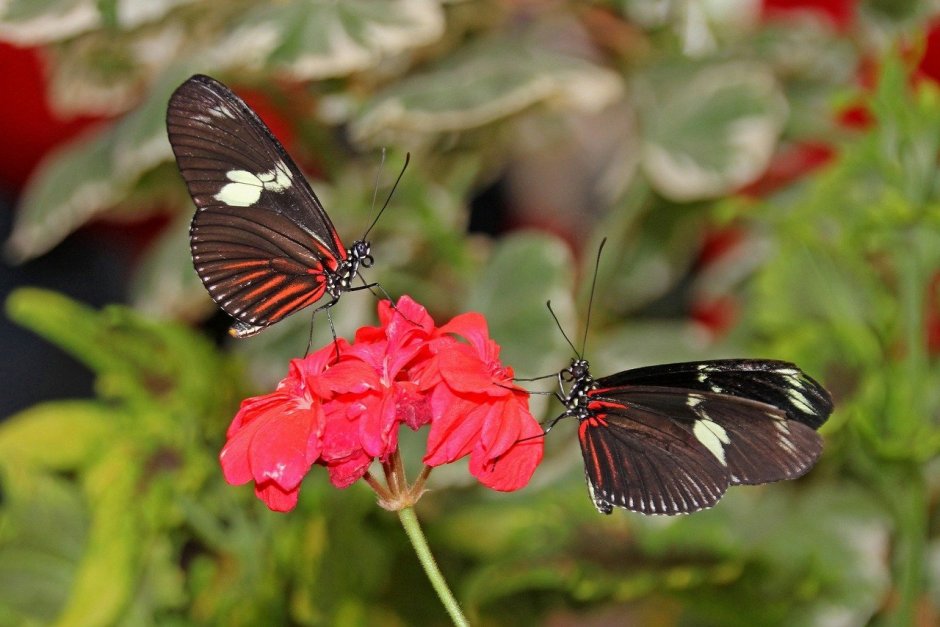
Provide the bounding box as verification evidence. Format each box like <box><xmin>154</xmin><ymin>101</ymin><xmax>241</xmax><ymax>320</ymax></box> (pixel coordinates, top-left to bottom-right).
<box><xmin>551</xmin><ymin>356</ymin><xmax>832</xmax><ymax>515</ymax></box>
<box><xmin>540</xmin><ymin>241</ymin><xmax>833</xmax><ymax>515</ymax></box>
<box><xmin>167</xmin><ymin>74</ymin><xmax>397</xmax><ymax>338</ymax></box>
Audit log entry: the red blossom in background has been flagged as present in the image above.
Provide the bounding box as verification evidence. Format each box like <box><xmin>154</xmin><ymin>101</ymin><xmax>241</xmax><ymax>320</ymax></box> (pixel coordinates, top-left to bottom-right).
<box><xmin>926</xmin><ymin>272</ymin><xmax>940</xmax><ymax>355</ymax></box>
<box><xmin>760</xmin><ymin>0</ymin><xmax>857</xmax><ymax>31</ymax></box>
<box><xmin>220</xmin><ymin>296</ymin><xmax>544</xmax><ymax>511</ymax></box>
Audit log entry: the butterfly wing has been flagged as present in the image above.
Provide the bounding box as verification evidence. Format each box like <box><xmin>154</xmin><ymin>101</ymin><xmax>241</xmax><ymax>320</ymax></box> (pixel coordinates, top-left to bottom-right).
<box><xmin>167</xmin><ymin>74</ymin><xmax>346</xmax><ymax>337</ymax></box>
<box><xmin>596</xmin><ymin>359</ymin><xmax>832</xmax><ymax>429</ymax></box>
<box><xmin>579</xmin><ymin>385</ymin><xmax>823</xmax><ymax>515</ymax></box>
<box><xmin>578</xmin><ymin>399</ymin><xmax>729</xmax><ymax>515</ymax></box>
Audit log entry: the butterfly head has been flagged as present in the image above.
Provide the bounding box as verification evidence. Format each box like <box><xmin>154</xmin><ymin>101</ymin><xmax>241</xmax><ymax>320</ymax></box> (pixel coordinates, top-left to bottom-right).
<box><xmin>349</xmin><ymin>239</ymin><xmax>374</xmax><ymax>268</ymax></box>
<box><xmin>564</xmin><ymin>358</ymin><xmax>591</xmax><ymax>383</ymax></box>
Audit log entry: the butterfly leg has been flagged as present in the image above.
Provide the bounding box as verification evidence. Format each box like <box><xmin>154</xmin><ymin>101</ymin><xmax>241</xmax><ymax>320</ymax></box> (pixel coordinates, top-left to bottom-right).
<box><xmin>304</xmin><ymin>296</ymin><xmax>340</xmax><ymax>358</ymax></box>
<box><xmin>541</xmin><ymin>412</ymin><xmax>571</xmax><ymax>435</ymax></box>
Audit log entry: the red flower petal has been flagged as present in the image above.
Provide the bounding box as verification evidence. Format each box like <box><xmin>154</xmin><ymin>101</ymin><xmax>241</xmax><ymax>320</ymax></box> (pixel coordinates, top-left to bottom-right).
<box><xmin>469</xmin><ymin>416</ymin><xmax>544</xmax><ymax>492</ymax></box>
<box><xmin>423</xmin><ymin>394</ymin><xmax>487</xmax><ymax>466</ymax></box>
<box><xmin>395</xmin><ymin>382</ymin><xmax>432</xmax><ymax>430</ymax></box>
<box><xmin>317</xmin><ymin>359</ymin><xmax>381</xmax><ymax>394</ymax></box>
<box><xmin>247</xmin><ymin>403</ymin><xmax>322</xmax><ymax>491</ymax></box>
<box><xmin>479</xmin><ymin>395</ymin><xmax>526</xmax><ymax>460</ymax></box>
<box><xmin>221</xmin><ymin>393</ymin><xmax>291</xmax><ymax>485</ymax></box>
<box><xmin>254</xmin><ymin>480</ymin><xmax>301</xmax><ymax>512</ymax></box>
<box><xmin>437</xmin><ymin>312</ymin><xmax>494</xmax><ymax>359</ymax></box>
<box><xmin>437</xmin><ymin>344</ymin><xmax>506</xmax><ymax>394</ymax></box>
<box><xmin>358</xmin><ymin>392</ymin><xmax>399</xmax><ymax>459</ymax></box>
<box><xmin>325</xmin><ymin>451</ymin><xmax>373</xmax><ymax>488</ymax></box>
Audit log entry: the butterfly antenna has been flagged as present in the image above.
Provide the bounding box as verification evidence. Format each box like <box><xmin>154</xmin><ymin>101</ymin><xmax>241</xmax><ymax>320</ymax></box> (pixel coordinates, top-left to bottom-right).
<box><xmin>580</xmin><ymin>237</ymin><xmax>607</xmax><ymax>358</ymax></box>
<box><xmin>363</xmin><ymin>152</ymin><xmax>410</xmax><ymax>240</ymax></box>
<box><xmin>368</xmin><ymin>147</ymin><xmax>387</xmax><ymax>212</ymax></box>
<box><xmin>547</xmin><ymin>300</ymin><xmax>580</xmax><ymax>359</ymax></box>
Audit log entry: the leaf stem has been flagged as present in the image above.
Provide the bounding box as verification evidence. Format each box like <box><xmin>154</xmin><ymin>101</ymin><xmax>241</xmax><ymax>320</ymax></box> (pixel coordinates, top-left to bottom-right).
<box><xmin>397</xmin><ymin>507</ymin><xmax>469</xmax><ymax>627</ymax></box>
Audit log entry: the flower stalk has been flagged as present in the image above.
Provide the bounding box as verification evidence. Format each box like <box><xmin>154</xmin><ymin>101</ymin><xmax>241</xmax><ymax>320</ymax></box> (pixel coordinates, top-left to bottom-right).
<box><xmin>398</xmin><ymin>506</ymin><xmax>470</xmax><ymax>627</ymax></box>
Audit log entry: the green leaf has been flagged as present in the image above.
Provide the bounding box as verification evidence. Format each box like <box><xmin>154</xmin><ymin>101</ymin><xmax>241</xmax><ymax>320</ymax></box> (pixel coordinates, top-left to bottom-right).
<box><xmin>352</xmin><ymin>35</ymin><xmax>623</xmax><ymax>144</ymax></box>
<box><xmin>56</xmin><ymin>445</ymin><xmax>142</xmax><ymax>626</ymax></box>
<box><xmin>637</xmin><ymin>60</ymin><xmax>787</xmax><ymax>201</ymax></box>
<box><xmin>465</xmin><ymin>232</ymin><xmax>576</xmax><ymax>378</ymax></box>
<box><xmin>213</xmin><ymin>0</ymin><xmax>444</xmax><ymax>79</ymax></box>
<box><xmin>0</xmin><ymin>401</ymin><xmax>117</xmax><ymax>470</ymax></box>
<box><xmin>5</xmin><ymin>288</ymin><xmax>229</xmax><ymax>417</ymax></box>
<box><xmin>0</xmin><ymin>472</ymin><xmax>88</xmax><ymax>624</ymax></box>
<box><xmin>4</xmin><ymin>127</ymin><xmax>120</xmax><ymax>262</ymax></box>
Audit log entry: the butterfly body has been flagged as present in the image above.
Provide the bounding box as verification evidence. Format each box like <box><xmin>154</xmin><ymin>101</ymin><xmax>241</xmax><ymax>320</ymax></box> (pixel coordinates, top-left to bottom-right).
<box><xmin>167</xmin><ymin>74</ymin><xmax>372</xmax><ymax>338</ymax></box>
<box><xmin>555</xmin><ymin>357</ymin><xmax>832</xmax><ymax>515</ymax></box>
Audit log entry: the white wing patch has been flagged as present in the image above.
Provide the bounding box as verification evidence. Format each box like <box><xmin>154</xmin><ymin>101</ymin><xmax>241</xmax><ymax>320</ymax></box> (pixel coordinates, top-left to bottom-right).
<box><xmin>693</xmin><ymin>417</ymin><xmax>731</xmax><ymax>466</ymax></box>
<box><xmin>786</xmin><ymin>386</ymin><xmax>816</xmax><ymax>415</ymax></box>
<box><xmin>687</xmin><ymin>394</ymin><xmax>705</xmax><ymax>407</ymax></box>
<box><xmin>214</xmin><ymin>162</ymin><xmax>293</xmax><ymax>207</ymax></box>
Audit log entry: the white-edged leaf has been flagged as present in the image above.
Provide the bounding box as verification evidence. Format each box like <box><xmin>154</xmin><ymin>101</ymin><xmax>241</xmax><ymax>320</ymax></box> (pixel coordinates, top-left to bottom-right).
<box><xmin>0</xmin><ymin>0</ymin><xmax>100</xmax><ymax>45</ymax></box>
<box><xmin>210</xmin><ymin>0</ymin><xmax>444</xmax><ymax>80</ymax></box>
<box><xmin>45</xmin><ymin>19</ymin><xmax>192</xmax><ymax>116</ymax></box>
<box><xmin>114</xmin><ymin>0</ymin><xmax>197</xmax><ymax>29</ymax></box>
<box><xmin>4</xmin><ymin>127</ymin><xmax>120</xmax><ymax>262</ymax></box>
<box><xmin>351</xmin><ymin>36</ymin><xmax>623</xmax><ymax>144</ymax></box>
<box><xmin>0</xmin><ymin>0</ymin><xmax>198</xmax><ymax>45</ymax></box>
<box><xmin>5</xmin><ymin>66</ymin><xmax>195</xmax><ymax>261</ymax></box>
<box><xmin>637</xmin><ymin>60</ymin><xmax>788</xmax><ymax>201</ymax></box>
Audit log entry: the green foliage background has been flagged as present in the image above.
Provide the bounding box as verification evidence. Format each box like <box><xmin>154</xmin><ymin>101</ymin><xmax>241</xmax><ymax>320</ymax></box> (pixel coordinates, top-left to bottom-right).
<box><xmin>2</xmin><ymin>1</ymin><xmax>939</xmax><ymax>625</ymax></box>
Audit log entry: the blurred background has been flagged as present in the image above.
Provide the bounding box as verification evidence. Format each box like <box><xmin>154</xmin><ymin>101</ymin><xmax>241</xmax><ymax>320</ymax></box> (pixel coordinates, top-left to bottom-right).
<box><xmin>1</xmin><ymin>0</ymin><xmax>939</xmax><ymax>625</ymax></box>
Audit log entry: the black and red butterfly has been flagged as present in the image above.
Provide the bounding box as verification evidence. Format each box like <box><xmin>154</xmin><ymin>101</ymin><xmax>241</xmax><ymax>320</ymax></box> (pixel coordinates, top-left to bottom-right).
<box><xmin>542</xmin><ymin>244</ymin><xmax>833</xmax><ymax>515</ymax></box>
<box><xmin>166</xmin><ymin>74</ymin><xmax>398</xmax><ymax>338</ymax></box>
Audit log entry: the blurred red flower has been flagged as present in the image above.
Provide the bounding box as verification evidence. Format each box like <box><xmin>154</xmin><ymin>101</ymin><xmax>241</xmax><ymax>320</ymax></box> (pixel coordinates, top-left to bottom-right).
<box><xmin>926</xmin><ymin>272</ymin><xmax>940</xmax><ymax>355</ymax></box>
<box><xmin>760</xmin><ymin>0</ymin><xmax>856</xmax><ymax>30</ymax></box>
<box><xmin>220</xmin><ymin>296</ymin><xmax>543</xmax><ymax>511</ymax></box>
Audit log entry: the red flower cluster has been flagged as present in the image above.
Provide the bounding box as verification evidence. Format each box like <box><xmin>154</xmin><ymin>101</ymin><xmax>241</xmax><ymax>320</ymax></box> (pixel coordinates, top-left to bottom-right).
<box><xmin>220</xmin><ymin>296</ymin><xmax>543</xmax><ymax>511</ymax></box>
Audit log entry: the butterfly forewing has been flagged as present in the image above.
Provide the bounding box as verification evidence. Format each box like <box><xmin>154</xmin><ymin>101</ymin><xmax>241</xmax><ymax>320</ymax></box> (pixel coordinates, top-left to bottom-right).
<box><xmin>596</xmin><ymin>359</ymin><xmax>832</xmax><ymax>429</ymax></box>
<box><xmin>167</xmin><ymin>74</ymin><xmax>347</xmax><ymax>336</ymax></box>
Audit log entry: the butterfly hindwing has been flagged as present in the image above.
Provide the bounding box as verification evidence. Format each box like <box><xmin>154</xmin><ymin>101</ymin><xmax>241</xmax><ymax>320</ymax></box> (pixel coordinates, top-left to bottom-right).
<box><xmin>167</xmin><ymin>74</ymin><xmax>346</xmax><ymax>336</ymax></box>
<box><xmin>579</xmin><ymin>386</ymin><xmax>824</xmax><ymax>515</ymax></box>
<box><xmin>596</xmin><ymin>359</ymin><xmax>832</xmax><ymax>429</ymax></box>
<box><xmin>578</xmin><ymin>402</ymin><xmax>729</xmax><ymax>515</ymax></box>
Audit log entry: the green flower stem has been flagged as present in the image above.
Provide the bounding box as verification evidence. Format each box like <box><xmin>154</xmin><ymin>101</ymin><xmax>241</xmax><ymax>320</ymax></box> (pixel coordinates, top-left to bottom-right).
<box><xmin>398</xmin><ymin>507</ymin><xmax>469</xmax><ymax>627</ymax></box>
